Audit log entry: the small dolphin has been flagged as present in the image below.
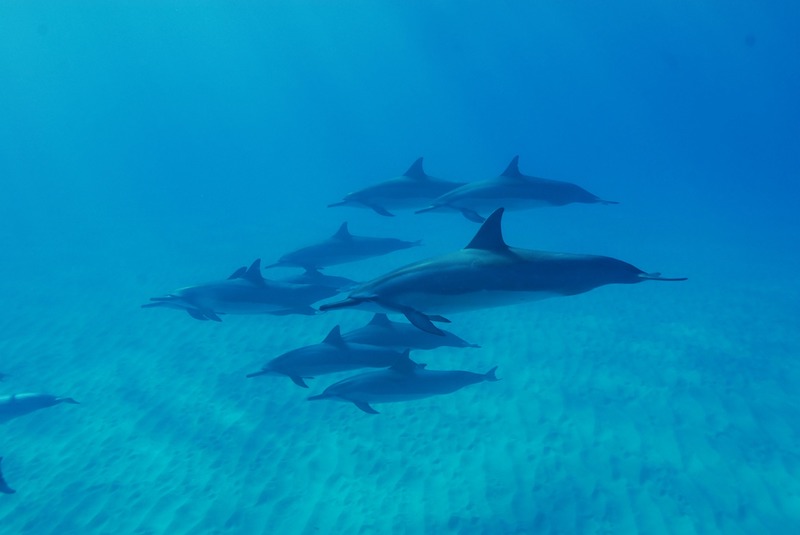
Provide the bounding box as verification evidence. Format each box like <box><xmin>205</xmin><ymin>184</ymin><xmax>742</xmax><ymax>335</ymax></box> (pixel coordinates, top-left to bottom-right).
<box><xmin>265</xmin><ymin>222</ymin><xmax>421</xmax><ymax>270</ymax></box>
<box><xmin>246</xmin><ymin>325</ymin><xmax>405</xmax><ymax>388</ymax></box>
<box><xmin>308</xmin><ymin>351</ymin><xmax>498</xmax><ymax>414</ymax></box>
<box><xmin>0</xmin><ymin>457</ymin><xmax>15</xmax><ymax>494</ymax></box>
<box><xmin>342</xmin><ymin>313</ymin><xmax>480</xmax><ymax>351</ymax></box>
<box><xmin>416</xmin><ymin>156</ymin><xmax>617</xmax><ymax>222</ymax></box>
<box><xmin>0</xmin><ymin>393</ymin><xmax>79</xmax><ymax>424</ymax></box>
<box><xmin>279</xmin><ymin>268</ymin><xmax>360</xmax><ymax>292</ymax></box>
<box><xmin>320</xmin><ymin>208</ymin><xmax>686</xmax><ymax>335</ymax></box>
<box><xmin>143</xmin><ymin>259</ymin><xmax>334</xmax><ymax>321</ymax></box>
<box><xmin>328</xmin><ymin>157</ymin><xmax>465</xmax><ymax>217</ymax></box>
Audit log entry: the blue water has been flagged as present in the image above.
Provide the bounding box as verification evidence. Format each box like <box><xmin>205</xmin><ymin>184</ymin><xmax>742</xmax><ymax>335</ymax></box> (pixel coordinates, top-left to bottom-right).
<box><xmin>1</xmin><ymin>2</ymin><xmax>799</xmax><ymax>534</ymax></box>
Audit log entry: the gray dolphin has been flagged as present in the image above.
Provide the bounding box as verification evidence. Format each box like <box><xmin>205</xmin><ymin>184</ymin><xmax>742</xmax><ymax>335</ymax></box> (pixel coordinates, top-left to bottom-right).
<box><xmin>265</xmin><ymin>222</ymin><xmax>421</xmax><ymax>270</ymax></box>
<box><xmin>328</xmin><ymin>157</ymin><xmax>465</xmax><ymax>217</ymax></box>
<box><xmin>0</xmin><ymin>393</ymin><xmax>79</xmax><ymax>424</ymax></box>
<box><xmin>342</xmin><ymin>313</ymin><xmax>480</xmax><ymax>351</ymax></box>
<box><xmin>246</xmin><ymin>325</ymin><xmax>405</xmax><ymax>388</ymax></box>
<box><xmin>143</xmin><ymin>259</ymin><xmax>334</xmax><ymax>321</ymax></box>
<box><xmin>307</xmin><ymin>351</ymin><xmax>498</xmax><ymax>414</ymax></box>
<box><xmin>279</xmin><ymin>268</ymin><xmax>360</xmax><ymax>292</ymax></box>
<box><xmin>320</xmin><ymin>207</ymin><xmax>686</xmax><ymax>335</ymax></box>
<box><xmin>416</xmin><ymin>156</ymin><xmax>617</xmax><ymax>223</ymax></box>
<box><xmin>0</xmin><ymin>457</ymin><xmax>14</xmax><ymax>494</ymax></box>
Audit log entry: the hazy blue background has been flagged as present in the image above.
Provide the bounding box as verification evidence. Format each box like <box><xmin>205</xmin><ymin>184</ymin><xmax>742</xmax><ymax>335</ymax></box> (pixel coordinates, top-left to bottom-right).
<box><xmin>1</xmin><ymin>2</ymin><xmax>799</xmax><ymax>534</ymax></box>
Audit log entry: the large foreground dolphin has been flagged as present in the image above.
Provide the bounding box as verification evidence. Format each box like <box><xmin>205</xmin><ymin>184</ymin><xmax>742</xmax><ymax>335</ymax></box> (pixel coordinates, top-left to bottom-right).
<box><xmin>416</xmin><ymin>156</ymin><xmax>617</xmax><ymax>222</ymax></box>
<box><xmin>0</xmin><ymin>457</ymin><xmax>14</xmax><ymax>494</ymax></box>
<box><xmin>308</xmin><ymin>352</ymin><xmax>498</xmax><ymax>414</ymax></box>
<box><xmin>328</xmin><ymin>157</ymin><xmax>465</xmax><ymax>217</ymax></box>
<box><xmin>0</xmin><ymin>393</ymin><xmax>79</xmax><ymax>424</ymax></box>
<box><xmin>143</xmin><ymin>260</ymin><xmax>334</xmax><ymax>321</ymax></box>
<box><xmin>342</xmin><ymin>313</ymin><xmax>480</xmax><ymax>351</ymax></box>
<box><xmin>246</xmin><ymin>325</ymin><xmax>404</xmax><ymax>388</ymax></box>
<box><xmin>320</xmin><ymin>208</ymin><xmax>686</xmax><ymax>334</ymax></box>
<box><xmin>266</xmin><ymin>223</ymin><xmax>421</xmax><ymax>270</ymax></box>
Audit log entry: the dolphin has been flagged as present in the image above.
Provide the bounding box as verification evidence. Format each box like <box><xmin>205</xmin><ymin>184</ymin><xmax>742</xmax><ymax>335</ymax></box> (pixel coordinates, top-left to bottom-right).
<box><xmin>265</xmin><ymin>222</ymin><xmax>421</xmax><ymax>270</ymax></box>
<box><xmin>416</xmin><ymin>156</ymin><xmax>618</xmax><ymax>223</ymax></box>
<box><xmin>320</xmin><ymin>208</ymin><xmax>686</xmax><ymax>335</ymax></box>
<box><xmin>342</xmin><ymin>313</ymin><xmax>480</xmax><ymax>351</ymax></box>
<box><xmin>328</xmin><ymin>157</ymin><xmax>465</xmax><ymax>217</ymax></box>
<box><xmin>143</xmin><ymin>259</ymin><xmax>335</xmax><ymax>321</ymax></box>
<box><xmin>246</xmin><ymin>325</ymin><xmax>405</xmax><ymax>388</ymax></box>
<box><xmin>307</xmin><ymin>351</ymin><xmax>498</xmax><ymax>414</ymax></box>
<box><xmin>0</xmin><ymin>457</ymin><xmax>14</xmax><ymax>494</ymax></box>
<box><xmin>279</xmin><ymin>268</ymin><xmax>360</xmax><ymax>292</ymax></box>
<box><xmin>0</xmin><ymin>393</ymin><xmax>79</xmax><ymax>424</ymax></box>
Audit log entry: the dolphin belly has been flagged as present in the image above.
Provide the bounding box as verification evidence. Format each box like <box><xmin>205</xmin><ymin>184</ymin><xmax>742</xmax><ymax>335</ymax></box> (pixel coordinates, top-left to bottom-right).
<box><xmin>374</xmin><ymin>289</ymin><xmax>562</xmax><ymax>314</ymax></box>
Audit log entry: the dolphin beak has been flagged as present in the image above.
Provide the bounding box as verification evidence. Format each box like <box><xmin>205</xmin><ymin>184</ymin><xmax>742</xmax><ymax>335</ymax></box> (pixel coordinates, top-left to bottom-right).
<box><xmin>246</xmin><ymin>370</ymin><xmax>269</xmax><ymax>378</ymax></box>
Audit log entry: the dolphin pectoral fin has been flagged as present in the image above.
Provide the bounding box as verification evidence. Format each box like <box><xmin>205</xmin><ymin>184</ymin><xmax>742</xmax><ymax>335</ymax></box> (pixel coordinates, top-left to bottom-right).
<box><xmin>186</xmin><ymin>309</ymin><xmax>209</xmax><ymax>321</ymax></box>
<box><xmin>205</xmin><ymin>311</ymin><xmax>223</xmax><ymax>322</ymax></box>
<box><xmin>461</xmin><ymin>209</ymin><xmax>486</xmax><ymax>223</ymax></box>
<box><xmin>0</xmin><ymin>457</ymin><xmax>15</xmax><ymax>494</ymax></box>
<box><xmin>639</xmin><ymin>272</ymin><xmax>688</xmax><ymax>282</ymax></box>
<box><xmin>368</xmin><ymin>204</ymin><xmax>395</xmax><ymax>217</ymax></box>
<box><xmin>428</xmin><ymin>315</ymin><xmax>452</xmax><ymax>324</ymax></box>
<box><xmin>353</xmin><ymin>401</ymin><xmax>379</xmax><ymax>414</ymax></box>
<box><xmin>402</xmin><ymin>310</ymin><xmax>445</xmax><ymax>336</ymax></box>
<box><xmin>289</xmin><ymin>376</ymin><xmax>310</xmax><ymax>388</ymax></box>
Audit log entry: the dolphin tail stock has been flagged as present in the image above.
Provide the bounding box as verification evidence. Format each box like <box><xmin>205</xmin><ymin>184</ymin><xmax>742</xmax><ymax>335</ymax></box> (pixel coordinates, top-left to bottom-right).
<box><xmin>639</xmin><ymin>272</ymin><xmax>688</xmax><ymax>282</ymax></box>
<box><xmin>484</xmin><ymin>366</ymin><xmax>500</xmax><ymax>382</ymax></box>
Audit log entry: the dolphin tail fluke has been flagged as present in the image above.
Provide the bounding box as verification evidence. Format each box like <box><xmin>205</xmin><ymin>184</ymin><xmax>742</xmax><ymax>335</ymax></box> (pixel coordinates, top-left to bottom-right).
<box><xmin>639</xmin><ymin>272</ymin><xmax>688</xmax><ymax>282</ymax></box>
<box><xmin>484</xmin><ymin>366</ymin><xmax>500</xmax><ymax>382</ymax></box>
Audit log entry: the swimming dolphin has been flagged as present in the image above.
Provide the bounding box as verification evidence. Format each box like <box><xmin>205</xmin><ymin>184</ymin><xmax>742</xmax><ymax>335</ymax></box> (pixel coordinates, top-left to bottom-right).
<box><xmin>265</xmin><ymin>222</ymin><xmax>421</xmax><ymax>270</ymax></box>
<box><xmin>279</xmin><ymin>268</ymin><xmax>360</xmax><ymax>292</ymax></box>
<box><xmin>342</xmin><ymin>313</ymin><xmax>480</xmax><ymax>351</ymax></box>
<box><xmin>143</xmin><ymin>259</ymin><xmax>334</xmax><ymax>321</ymax></box>
<box><xmin>307</xmin><ymin>351</ymin><xmax>498</xmax><ymax>414</ymax></box>
<box><xmin>0</xmin><ymin>457</ymin><xmax>14</xmax><ymax>494</ymax></box>
<box><xmin>246</xmin><ymin>325</ymin><xmax>405</xmax><ymax>388</ymax></box>
<box><xmin>320</xmin><ymin>208</ymin><xmax>686</xmax><ymax>335</ymax></box>
<box><xmin>0</xmin><ymin>393</ymin><xmax>79</xmax><ymax>424</ymax></box>
<box><xmin>416</xmin><ymin>156</ymin><xmax>617</xmax><ymax>223</ymax></box>
<box><xmin>328</xmin><ymin>157</ymin><xmax>465</xmax><ymax>217</ymax></box>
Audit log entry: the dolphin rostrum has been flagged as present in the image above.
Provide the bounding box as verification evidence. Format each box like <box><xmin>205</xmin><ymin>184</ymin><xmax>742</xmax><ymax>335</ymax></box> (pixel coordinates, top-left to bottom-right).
<box><xmin>342</xmin><ymin>313</ymin><xmax>480</xmax><ymax>351</ymax></box>
<box><xmin>0</xmin><ymin>393</ymin><xmax>79</xmax><ymax>424</ymax></box>
<box><xmin>246</xmin><ymin>325</ymin><xmax>405</xmax><ymax>388</ymax></box>
<box><xmin>416</xmin><ymin>155</ymin><xmax>617</xmax><ymax>223</ymax></box>
<box><xmin>143</xmin><ymin>259</ymin><xmax>335</xmax><ymax>321</ymax></box>
<box><xmin>307</xmin><ymin>351</ymin><xmax>498</xmax><ymax>414</ymax></box>
<box><xmin>265</xmin><ymin>222</ymin><xmax>421</xmax><ymax>270</ymax></box>
<box><xmin>328</xmin><ymin>157</ymin><xmax>465</xmax><ymax>217</ymax></box>
<box><xmin>320</xmin><ymin>208</ymin><xmax>686</xmax><ymax>335</ymax></box>
<box><xmin>0</xmin><ymin>457</ymin><xmax>15</xmax><ymax>494</ymax></box>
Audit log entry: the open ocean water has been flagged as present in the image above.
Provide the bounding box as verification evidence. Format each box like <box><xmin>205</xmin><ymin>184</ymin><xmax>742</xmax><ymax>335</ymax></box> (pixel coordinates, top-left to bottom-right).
<box><xmin>1</xmin><ymin>2</ymin><xmax>799</xmax><ymax>534</ymax></box>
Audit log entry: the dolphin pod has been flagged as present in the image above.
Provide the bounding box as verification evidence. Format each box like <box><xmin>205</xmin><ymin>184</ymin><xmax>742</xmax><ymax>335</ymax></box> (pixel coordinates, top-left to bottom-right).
<box><xmin>0</xmin><ymin>393</ymin><xmax>79</xmax><ymax>424</ymax></box>
<box><xmin>0</xmin><ymin>457</ymin><xmax>14</xmax><ymax>494</ymax></box>
<box><xmin>265</xmin><ymin>222</ymin><xmax>421</xmax><ymax>271</ymax></box>
<box><xmin>328</xmin><ymin>157</ymin><xmax>465</xmax><ymax>217</ymax></box>
<box><xmin>246</xmin><ymin>325</ymin><xmax>406</xmax><ymax>388</ymax></box>
<box><xmin>143</xmin><ymin>259</ymin><xmax>335</xmax><ymax>321</ymax></box>
<box><xmin>307</xmin><ymin>351</ymin><xmax>498</xmax><ymax>414</ymax></box>
<box><xmin>416</xmin><ymin>155</ymin><xmax>617</xmax><ymax>223</ymax></box>
<box><xmin>319</xmin><ymin>207</ymin><xmax>686</xmax><ymax>335</ymax></box>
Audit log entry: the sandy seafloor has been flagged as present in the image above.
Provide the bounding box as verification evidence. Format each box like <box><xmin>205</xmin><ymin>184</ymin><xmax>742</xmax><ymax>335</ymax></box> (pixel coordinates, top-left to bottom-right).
<box><xmin>0</xmin><ymin>202</ymin><xmax>798</xmax><ymax>535</ymax></box>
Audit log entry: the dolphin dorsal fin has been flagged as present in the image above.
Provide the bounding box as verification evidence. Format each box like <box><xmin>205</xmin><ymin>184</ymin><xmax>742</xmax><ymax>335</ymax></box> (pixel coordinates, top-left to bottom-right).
<box><xmin>333</xmin><ymin>222</ymin><xmax>352</xmax><ymax>240</ymax></box>
<box><xmin>465</xmin><ymin>208</ymin><xmax>508</xmax><ymax>250</ymax></box>
<box><xmin>368</xmin><ymin>313</ymin><xmax>392</xmax><ymax>327</ymax></box>
<box><xmin>241</xmin><ymin>259</ymin><xmax>265</xmax><ymax>285</ymax></box>
<box><xmin>389</xmin><ymin>349</ymin><xmax>418</xmax><ymax>373</ymax></box>
<box><xmin>322</xmin><ymin>325</ymin><xmax>346</xmax><ymax>346</ymax></box>
<box><xmin>227</xmin><ymin>266</ymin><xmax>247</xmax><ymax>280</ymax></box>
<box><xmin>500</xmin><ymin>155</ymin><xmax>523</xmax><ymax>178</ymax></box>
<box><xmin>403</xmin><ymin>157</ymin><xmax>427</xmax><ymax>180</ymax></box>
